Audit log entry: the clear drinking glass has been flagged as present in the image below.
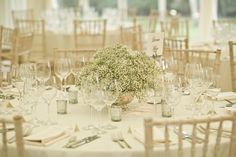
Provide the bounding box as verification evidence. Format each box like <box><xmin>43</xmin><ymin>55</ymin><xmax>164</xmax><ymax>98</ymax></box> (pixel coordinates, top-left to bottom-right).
<box><xmin>54</xmin><ymin>58</ymin><xmax>71</xmax><ymax>91</ymax></box>
<box><xmin>36</xmin><ymin>60</ymin><xmax>51</xmax><ymax>86</ymax></box>
<box><xmin>101</xmin><ymin>79</ymin><xmax>119</xmax><ymax>130</ymax></box>
<box><xmin>207</xmin><ymin>74</ymin><xmax>221</xmax><ymax>115</ymax></box>
<box><xmin>41</xmin><ymin>77</ymin><xmax>58</xmax><ymax>125</ymax></box>
<box><xmin>81</xmin><ymin>78</ymin><xmax>96</xmax><ymax>130</ymax></box>
<box><xmin>0</xmin><ymin>71</ymin><xmax>12</xmax><ymax>114</ymax></box>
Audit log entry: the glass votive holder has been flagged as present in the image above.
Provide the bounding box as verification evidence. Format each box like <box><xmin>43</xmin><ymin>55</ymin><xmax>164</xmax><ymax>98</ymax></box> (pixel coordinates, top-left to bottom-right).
<box><xmin>161</xmin><ymin>99</ymin><xmax>172</xmax><ymax>117</ymax></box>
<box><xmin>56</xmin><ymin>100</ymin><xmax>67</xmax><ymax>114</ymax></box>
<box><xmin>68</xmin><ymin>89</ymin><xmax>78</xmax><ymax>104</ymax></box>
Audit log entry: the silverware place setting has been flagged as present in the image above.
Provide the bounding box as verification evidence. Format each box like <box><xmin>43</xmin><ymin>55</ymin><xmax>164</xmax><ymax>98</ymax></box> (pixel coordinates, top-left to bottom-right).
<box><xmin>64</xmin><ymin>135</ymin><xmax>100</xmax><ymax>148</ymax></box>
<box><xmin>111</xmin><ymin>131</ymin><xmax>132</xmax><ymax>149</ymax></box>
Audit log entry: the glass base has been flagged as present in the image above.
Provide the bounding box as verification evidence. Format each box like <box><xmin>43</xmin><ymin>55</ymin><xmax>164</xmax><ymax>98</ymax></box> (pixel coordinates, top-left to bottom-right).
<box><xmin>207</xmin><ymin>110</ymin><xmax>217</xmax><ymax>115</ymax></box>
<box><xmin>101</xmin><ymin>124</ymin><xmax>117</xmax><ymax>130</ymax></box>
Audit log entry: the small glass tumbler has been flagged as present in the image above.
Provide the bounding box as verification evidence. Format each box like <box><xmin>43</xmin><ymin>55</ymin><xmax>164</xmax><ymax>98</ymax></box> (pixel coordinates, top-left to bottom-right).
<box><xmin>56</xmin><ymin>99</ymin><xmax>67</xmax><ymax>114</ymax></box>
<box><xmin>68</xmin><ymin>89</ymin><xmax>78</xmax><ymax>104</ymax></box>
<box><xmin>161</xmin><ymin>99</ymin><xmax>172</xmax><ymax>117</ymax></box>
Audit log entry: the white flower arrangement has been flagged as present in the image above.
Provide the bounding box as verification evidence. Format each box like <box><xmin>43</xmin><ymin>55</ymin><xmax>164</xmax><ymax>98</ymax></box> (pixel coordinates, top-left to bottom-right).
<box><xmin>77</xmin><ymin>44</ymin><xmax>162</xmax><ymax>99</ymax></box>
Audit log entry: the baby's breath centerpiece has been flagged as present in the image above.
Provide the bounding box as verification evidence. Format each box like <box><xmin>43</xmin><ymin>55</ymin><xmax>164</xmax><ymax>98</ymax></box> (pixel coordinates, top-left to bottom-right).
<box><xmin>77</xmin><ymin>45</ymin><xmax>162</xmax><ymax>105</ymax></box>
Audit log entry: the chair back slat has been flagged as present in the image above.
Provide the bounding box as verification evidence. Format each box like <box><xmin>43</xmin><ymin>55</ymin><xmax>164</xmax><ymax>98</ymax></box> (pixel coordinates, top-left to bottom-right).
<box><xmin>229</xmin><ymin>41</ymin><xmax>236</xmax><ymax>92</ymax></box>
<box><xmin>164</xmin><ymin>124</ymin><xmax>170</xmax><ymax>157</ymax></box>
<box><xmin>144</xmin><ymin>114</ymin><xmax>236</xmax><ymax>157</ymax></box>
<box><xmin>202</xmin><ymin>121</ymin><xmax>210</xmax><ymax>157</ymax></box>
<box><xmin>0</xmin><ymin>115</ymin><xmax>24</xmax><ymax>157</ymax></box>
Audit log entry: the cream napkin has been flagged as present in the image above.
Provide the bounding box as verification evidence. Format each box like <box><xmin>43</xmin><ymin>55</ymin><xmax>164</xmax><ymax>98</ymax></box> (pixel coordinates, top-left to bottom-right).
<box><xmin>216</xmin><ymin>92</ymin><xmax>236</xmax><ymax>101</ymax></box>
<box><xmin>129</xmin><ymin>126</ymin><xmax>173</xmax><ymax>146</ymax></box>
<box><xmin>24</xmin><ymin>126</ymin><xmax>70</xmax><ymax>146</ymax></box>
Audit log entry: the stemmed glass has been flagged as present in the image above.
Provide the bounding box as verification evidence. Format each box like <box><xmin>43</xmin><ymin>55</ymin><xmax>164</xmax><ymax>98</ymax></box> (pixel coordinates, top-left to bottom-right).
<box><xmin>101</xmin><ymin>79</ymin><xmax>120</xmax><ymax>130</ymax></box>
<box><xmin>54</xmin><ymin>58</ymin><xmax>71</xmax><ymax>91</ymax></box>
<box><xmin>90</xmin><ymin>83</ymin><xmax>107</xmax><ymax>126</ymax></box>
<box><xmin>70</xmin><ymin>56</ymin><xmax>86</xmax><ymax>83</ymax></box>
<box><xmin>81</xmin><ymin>78</ymin><xmax>96</xmax><ymax>130</ymax></box>
<box><xmin>11</xmin><ymin>64</ymin><xmax>24</xmax><ymax>99</ymax></box>
<box><xmin>163</xmin><ymin>78</ymin><xmax>182</xmax><ymax>117</ymax></box>
<box><xmin>41</xmin><ymin>76</ymin><xmax>58</xmax><ymax>125</ymax></box>
<box><xmin>0</xmin><ymin>71</ymin><xmax>12</xmax><ymax>114</ymax></box>
<box><xmin>206</xmin><ymin>74</ymin><xmax>221</xmax><ymax>115</ymax></box>
<box><xmin>36</xmin><ymin>60</ymin><xmax>51</xmax><ymax>86</ymax></box>
<box><xmin>185</xmin><ymin>63</ymin><xmax>204</xmax><ymax>112</ymax></box>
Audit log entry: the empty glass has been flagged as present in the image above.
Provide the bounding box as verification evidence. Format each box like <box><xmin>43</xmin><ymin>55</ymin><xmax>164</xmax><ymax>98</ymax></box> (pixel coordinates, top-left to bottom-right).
<box><xmin>36</xmin><ymin>60</ymin><xmax>51</xmax><ymax>86</ymax></box>
<box><xmin>54</xmin><ymin>58</ymin><xmax>71</xmax><ymax>91</ymax></box>
<box><xmin>41</xmin><ymin>77</ymin><xmax>58</xmax><ymax>125</ymax></box>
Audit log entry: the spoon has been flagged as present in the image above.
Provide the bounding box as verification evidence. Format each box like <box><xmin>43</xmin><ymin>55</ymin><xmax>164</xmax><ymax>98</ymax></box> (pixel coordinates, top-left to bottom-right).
<box><xmin>111</xmin><ymin>133</ymin><xmax>125</xmax><ymax>149</ymax></box>
<box><xmin>174</xmin><ymin>129</ymin><xmax>203</xmax><ymax>144</ymax></box>
<box><xmin>117</xmin><ymin>131</ymin><xmax>131</xmax><ymax>149</ymax></box>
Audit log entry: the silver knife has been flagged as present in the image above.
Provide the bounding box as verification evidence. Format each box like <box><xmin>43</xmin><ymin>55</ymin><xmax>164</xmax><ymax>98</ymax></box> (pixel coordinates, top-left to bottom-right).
<box><xmin>67</xmin><ymin>135</ymin><xmax>100</xmax><ymax>148</ymax></box>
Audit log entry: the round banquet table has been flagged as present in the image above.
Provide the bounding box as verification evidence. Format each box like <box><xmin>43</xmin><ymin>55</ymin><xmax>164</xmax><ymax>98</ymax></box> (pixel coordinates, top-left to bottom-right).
<box><xmin>1</xmin><ymin>90</ymin><xmax>235</xmax><ymax>157</ymax></box>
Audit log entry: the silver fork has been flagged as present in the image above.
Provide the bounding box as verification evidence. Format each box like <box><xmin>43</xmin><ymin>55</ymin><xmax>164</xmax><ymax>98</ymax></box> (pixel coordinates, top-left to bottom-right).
<box><xmin>117</xmin><ymin>131</ymin><xmax>132</xmax><ymax>149</ymax></box>
<box><xmin>111</xmin><ymin>133</ymin><xmax>125</xmax><ymax>149</ymax></box>
<box><xmin>174</xmin><ymin>129</ymin><xmax>203</xmax><ymax>144</ymax></box>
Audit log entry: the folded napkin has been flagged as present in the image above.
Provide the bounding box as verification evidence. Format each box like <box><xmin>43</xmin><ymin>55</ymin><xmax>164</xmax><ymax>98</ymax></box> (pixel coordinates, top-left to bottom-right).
<box><xmin>216</xmin><ymin>92</ymin><xmax>236</xmax><ymax>101</ymax></box>
<box><xmin>129</xmin><ymin>126</ymin><xmax>172</xmax><ymax>146</ymax></box>
<box><xmin>24</xmin><ymin>126</ymin><xmax>70</xmax><ymax>146</ymax></box>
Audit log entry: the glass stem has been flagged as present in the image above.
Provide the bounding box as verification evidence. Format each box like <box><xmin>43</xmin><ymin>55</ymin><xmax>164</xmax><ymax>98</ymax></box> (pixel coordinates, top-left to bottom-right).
<box><xmin>47</xmin><ymin>103</ymin><xmax>51</xmax><ymax>122</ymax></box>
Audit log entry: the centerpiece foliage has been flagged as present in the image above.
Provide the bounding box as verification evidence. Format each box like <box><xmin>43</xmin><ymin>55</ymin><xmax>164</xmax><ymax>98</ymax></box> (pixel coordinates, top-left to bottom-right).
<box><xmin>77</xmin><ymin>44</ymin><xmax>162</xmax><ymax>100</ymax></box>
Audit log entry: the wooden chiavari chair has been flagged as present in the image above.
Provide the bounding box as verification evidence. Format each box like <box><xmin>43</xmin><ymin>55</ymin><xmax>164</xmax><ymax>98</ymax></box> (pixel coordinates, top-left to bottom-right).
<box><xmin>161</xmin><ymin>18</ymin><xmax>189</xmax><ymax>39</ymax></box>
<box><xmin>163</xmin><ymin>38</ymin><xmax>189</xmax><ymax>60</ymax></box>
<box><xmin>15</xmin><ymin>19</ymin><xmax>46</xmax><ymax>60</ymax></box>
<box><xmin>133</xmin><ymin>16</ymin><xmax>157</xmax><ymax>33</ymax></box>
<box><xmin>144</xmin><ymin>113</ymin><xmax>236</xmax><ymax>157</ymax></box>
<box><xmin>11</xmin><ymin>9</ymin><xmax>34</xmax><ymax>26</ymax></box>
<box><xmin>12</xmin><ymin>32</ymin><xmax>34</xmax><ymax>64</ymax></box>
<box><xmin>0</xmin><ymin>26</ymin><xmax>16</xmax><ymax>63</ymax></box>
<box><xmin>166</xmin><ymin>49</ymin><xmax>221</xmax><ymax>74</ymax></box>
<box><xmin>229</xmin><ymin>41</ymin><xmax>236</xmax><ymax>92</ymax></box>
<box><xmin>0</xmin><ymin>115</ymin><xmax>24</xmax><ymax>157</ymax></box>
<box><xmin>74</xmin><ymin>19</ymin><xmax>107</xmax><ymax>50</ymax></box>
<box><xmin>120</xmin><ymin>25</ymin><xmax>143</xmax><ymax>51</ymax></box>
<box><xmin>53</xmin><ymin>48</ymin><xmax>96</xmax><ymax>61</ymax></box>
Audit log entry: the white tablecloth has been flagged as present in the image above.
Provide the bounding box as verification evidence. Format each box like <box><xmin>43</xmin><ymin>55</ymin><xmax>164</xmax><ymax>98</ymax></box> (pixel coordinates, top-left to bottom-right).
<box><xmin>1</xmin><ymin>92</ymin><xmax>234</xmax><ymax>157</ymax></box>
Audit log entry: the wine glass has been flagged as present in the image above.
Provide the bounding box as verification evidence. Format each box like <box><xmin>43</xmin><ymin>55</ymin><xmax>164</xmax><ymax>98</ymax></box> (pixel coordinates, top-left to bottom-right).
<box><xmin>207</xmin><ymin>74</ymin><xmax>221</xmax><ymax>115</ymax></box>
<box><xmin>54</xmin><ymin>58</ymin><xmax>71</xmax><ymax>91</ymax></box>
<box><xmin>11</xmin><ymin>65</ymin><xmax>24</xmax><ymax>94</ymax></box>
<box><xmin>185</xmin><ymin>63</ymin><xmax>204</xmax><ymax>112</ymax></box>
<box><xmin>163</xmin><ymin>78</ymin><xmax>182</xmax><ymax>117</ymax></box>
<box><xmin>70</xmin><ymin>56</ymin><xmax>85</xmax><ymax>83</ymax></box>
<box><xmin>0</xmin><ymin>71</ymin><xmax>12</xmax><ymax>114</ymax></box>
<box><xmin>101</xmin><ymin>79</ymin><xmax>120</xmax><ymax>130</ymax></box>
<box><xmin>36</xmin><ymin>60</ymin><xmax>51</xmax><ymax>86</ymax></box>
<box><xmin>81</xmin><ymin>78</ymin><xmax>96</xmax><ymax>130</ymax></box>
<box><xmin>41</xmin><ymin>76</ymin><xmax>58</xmax><ymax>125</ymax></box>
<box><xmin>19</xmin><ymin>63</ymin><xmax>37</xmax><ymax>94</ymax></box>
